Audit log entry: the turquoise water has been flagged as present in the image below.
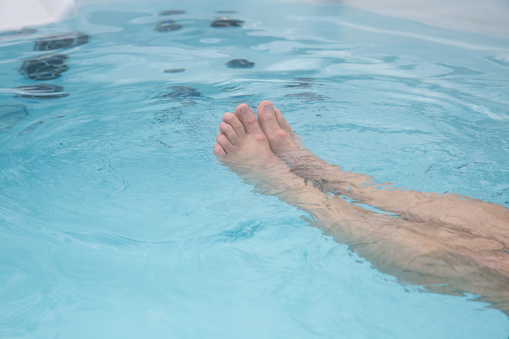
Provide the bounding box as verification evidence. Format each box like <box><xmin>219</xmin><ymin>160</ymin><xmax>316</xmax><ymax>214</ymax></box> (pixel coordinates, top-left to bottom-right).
<box><xmin>1</xmin><ymin>0</ymin><xmax>509</xmax><ymax>337</ymax></box>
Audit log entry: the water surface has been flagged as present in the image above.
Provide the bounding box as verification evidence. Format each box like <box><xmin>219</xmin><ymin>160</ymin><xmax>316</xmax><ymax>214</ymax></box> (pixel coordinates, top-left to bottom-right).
<box><xmin>1</xmin><ymin>0</ymin><xmax>508</xmax><ymax>337</ymax></box>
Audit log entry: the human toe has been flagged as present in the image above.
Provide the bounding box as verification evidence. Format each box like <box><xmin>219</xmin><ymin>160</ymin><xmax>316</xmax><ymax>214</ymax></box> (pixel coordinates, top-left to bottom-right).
<box><xmin>222</xmin><ymin>112</ymin><xmax>246</xmax><ymax>138</ymax></box>
<box><xmin>274</xmin><ymin>108</ymin><xmax>294</xmax><ymax>138</ymax></box>
<box><xmin>216</xmin><ymin>132</ymin><xmax>235</xmax><ymax>153</ymax></box>
<box><xmin>219</xmin><ymin>121</ymin><xmax>238</xmax><ymax>144</ymax></box>
<box><xmin>234</xmin><ymin>103</ymin><xmax>263</xmax><ymax>134</ymax></box>
<box><xmin>257</xmin><ymin>100</ymin><xmax>282</xmax><ymax>135</ymax></box>
<box><xmin>213</xmin><ymin>142</ymin><xmax>226</xmax><ymax>155</ymax></box>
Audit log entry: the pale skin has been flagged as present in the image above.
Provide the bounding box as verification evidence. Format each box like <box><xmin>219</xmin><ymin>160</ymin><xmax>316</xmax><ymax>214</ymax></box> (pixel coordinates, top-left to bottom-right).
<box><xmin>213</xmin><ymin>100</ymin><xmax>509</xmax><ymax>315</ymax></box>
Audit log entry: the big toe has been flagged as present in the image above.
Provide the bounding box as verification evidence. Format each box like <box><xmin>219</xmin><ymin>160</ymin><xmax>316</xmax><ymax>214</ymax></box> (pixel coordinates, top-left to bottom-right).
<box><xmin>257</xmin><ymin>100</ymin><xmax>281</xmax><ymax>136</ymax></box>
<box><xmin>234</xmin><ymin>103</ymin><xmax>263</xmax><ymax>135</ymax></box>
<box><xmin>274</xmin><ymin>108</ymin><xmax>294</xmax><ymax>138</ymax></box>
<box><xmin>257</xmin><ymin>100</ymin><xmax>298</xmax><ymax>152</ymax></box>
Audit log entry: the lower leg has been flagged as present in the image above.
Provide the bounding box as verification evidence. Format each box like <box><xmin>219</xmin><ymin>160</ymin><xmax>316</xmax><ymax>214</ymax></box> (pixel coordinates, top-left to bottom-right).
<box><xmin>256</xmin><ymin>101</ymin><xmax>509</xmax><ymax>244</ymax></box>
<box><xmin>214</xmin><ymin>101</ymin><xmax>509</xmax><ymax>314</ymax></box>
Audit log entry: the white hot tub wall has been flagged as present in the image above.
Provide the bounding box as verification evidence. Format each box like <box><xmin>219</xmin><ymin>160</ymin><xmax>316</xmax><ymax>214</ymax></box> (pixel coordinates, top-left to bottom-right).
<box><xmin>1</xmin><ymin>0</ymin><xmax>508</xmax><ymax>38</ymax></box>
<box><xmin>0</xmin><ymin>0</ymin><xmax>76</xmax><ymax>32</ymax></box>
<box><xmin>0</xmin><ymin>0</ymin><xmax>125</xmax><ymax>32</ymax></box>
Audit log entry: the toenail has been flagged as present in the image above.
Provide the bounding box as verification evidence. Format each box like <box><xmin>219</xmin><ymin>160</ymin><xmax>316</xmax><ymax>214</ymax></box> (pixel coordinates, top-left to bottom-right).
<box><xmin>241</xmin><ymin>106</ymin><xmax>249</xmax><ymax>114</ymax></box>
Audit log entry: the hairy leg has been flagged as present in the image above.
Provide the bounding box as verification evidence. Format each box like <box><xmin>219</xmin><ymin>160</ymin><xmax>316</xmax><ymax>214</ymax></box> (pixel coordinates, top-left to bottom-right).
<box><xmin>215</xmin><ymin>101</ymin><xmax>509</xmax><ymax>315</ymax></box>
<box><xmin>256</xmin><ymin>101</ymin><xmax>509</xmax><ymax>250</ymax></box>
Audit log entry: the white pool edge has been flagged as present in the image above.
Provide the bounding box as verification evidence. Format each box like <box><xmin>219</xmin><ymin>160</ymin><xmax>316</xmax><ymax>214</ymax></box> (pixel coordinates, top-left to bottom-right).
<box><xmin>1</xmin><ymin>0</ymin><xmax>509</xmax><ymax>39</ymax></box>
<box><xmin>0</xmin><ymin>0</ymin><xmax>125</xmax><ymax>33</ymax></box>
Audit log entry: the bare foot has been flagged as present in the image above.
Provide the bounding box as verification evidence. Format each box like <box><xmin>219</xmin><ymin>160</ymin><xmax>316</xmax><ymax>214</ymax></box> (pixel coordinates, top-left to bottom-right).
<box><xmin>213</xmin><ymin>102</ymin><xmax>304</xmax><ymax>192</ymax></box>
<box><xmin>256</xmin><ymin>100</ymin><xmax>303</xmax><ymax>155</ymax></box>
<box><xmin>213</xmin><ymin>103</ymin><xmax>273</xmax><ymax>158</ymax></box>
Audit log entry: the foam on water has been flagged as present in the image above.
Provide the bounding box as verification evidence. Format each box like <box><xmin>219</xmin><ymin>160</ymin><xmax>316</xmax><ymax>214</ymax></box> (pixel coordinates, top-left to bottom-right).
<box><xmin>1</xmin><ymin>0</ymin><xmax>508</xmax><ymax>338</ymax></box>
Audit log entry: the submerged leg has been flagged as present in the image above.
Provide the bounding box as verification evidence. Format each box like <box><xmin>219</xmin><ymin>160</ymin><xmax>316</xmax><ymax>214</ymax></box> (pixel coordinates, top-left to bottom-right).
<box><xmin>214</xmin><ymin>101</ymin><xmax>509</xmax><ymax>315</ymax></box>
<box><xmin>256</xmin><ymin>100</ymin><xmax>509</xmax><ymax>248</ymax></box>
